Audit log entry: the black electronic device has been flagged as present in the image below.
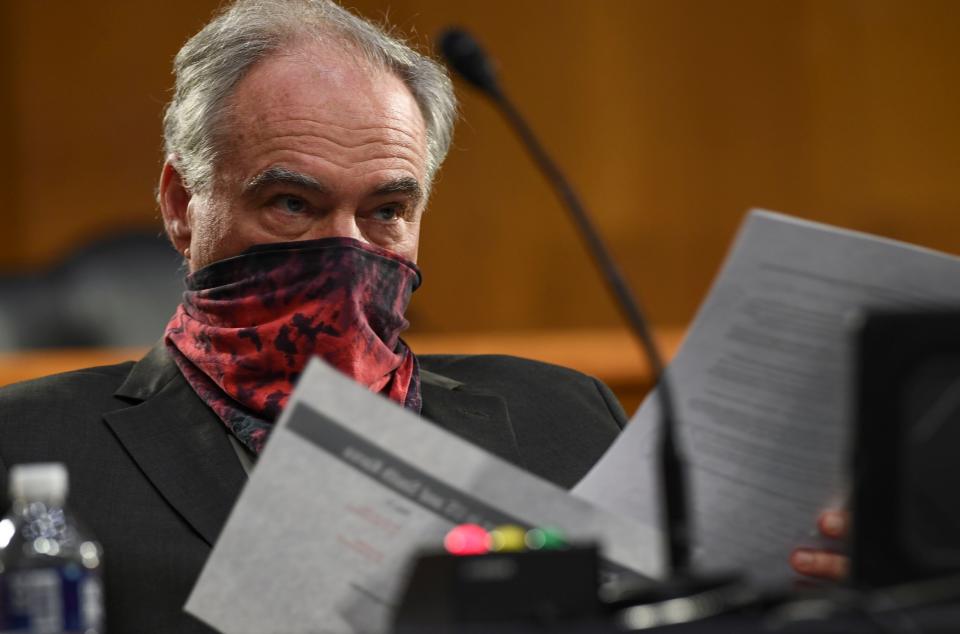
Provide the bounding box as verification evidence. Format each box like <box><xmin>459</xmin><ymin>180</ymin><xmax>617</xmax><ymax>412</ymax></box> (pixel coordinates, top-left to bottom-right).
<box><xmin>852</xmin><ymin>310</ymin><xmax>960</xmax><ymax>586</ymax></box>
<box><xmin>393</xmin><ymin>546</ymin><xmax>601</xmax><ymax>629</ymax></box>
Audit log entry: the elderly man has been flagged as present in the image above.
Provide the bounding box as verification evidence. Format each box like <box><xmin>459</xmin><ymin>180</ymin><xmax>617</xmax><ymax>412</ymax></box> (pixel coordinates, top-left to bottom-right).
<box><xmin>0</xmin><ymin>0</ymin><xmax>845</xmax><ymax>631</ymax></box>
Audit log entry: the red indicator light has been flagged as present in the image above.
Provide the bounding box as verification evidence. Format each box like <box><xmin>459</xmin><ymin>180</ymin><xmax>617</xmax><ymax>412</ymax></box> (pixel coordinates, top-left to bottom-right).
<box><xmin>444</xmin><ymin>523</ymin><xmax>490</xmax><ymax>556</ymax></box>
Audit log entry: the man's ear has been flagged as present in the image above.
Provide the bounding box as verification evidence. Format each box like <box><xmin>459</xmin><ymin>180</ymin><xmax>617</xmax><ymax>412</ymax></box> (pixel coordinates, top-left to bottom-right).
<box><xmin>158</xmin><ymin>159</ymin><xmax>193</xmax><ymax>258</ymax></box>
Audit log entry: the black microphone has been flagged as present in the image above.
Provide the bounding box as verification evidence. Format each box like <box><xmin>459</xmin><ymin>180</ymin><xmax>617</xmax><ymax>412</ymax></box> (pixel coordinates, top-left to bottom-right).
<box><xmin>436</xmin><ymin>27</ymin><xmax>692</xmax><ymax>577</ymax></box>
<box><xmin>436</xmin><ymin>29</ymin><xmax>500</xmax><ymax>97</ymax></box>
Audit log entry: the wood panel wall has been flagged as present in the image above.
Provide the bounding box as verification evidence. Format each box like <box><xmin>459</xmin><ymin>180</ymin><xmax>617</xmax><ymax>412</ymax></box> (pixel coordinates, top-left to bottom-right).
<box><xmin>2</xmin><ymin>0</ymin><xmax>958</xmax><ymax>334</ymax></box>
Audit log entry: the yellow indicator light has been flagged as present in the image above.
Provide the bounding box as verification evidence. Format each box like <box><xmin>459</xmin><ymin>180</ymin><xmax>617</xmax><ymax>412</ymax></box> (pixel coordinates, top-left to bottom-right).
<box><xmin>487</xmin><ymin>524</ymin><xmax>527</xmax><ymax>552</ymax></box>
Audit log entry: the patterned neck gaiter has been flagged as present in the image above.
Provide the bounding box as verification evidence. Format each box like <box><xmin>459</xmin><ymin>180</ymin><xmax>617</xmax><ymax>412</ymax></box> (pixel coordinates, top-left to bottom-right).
<box><xmin>164</xmin><ymin>237</ymin><xmax>422</xmax><ymax>454</ymax></box>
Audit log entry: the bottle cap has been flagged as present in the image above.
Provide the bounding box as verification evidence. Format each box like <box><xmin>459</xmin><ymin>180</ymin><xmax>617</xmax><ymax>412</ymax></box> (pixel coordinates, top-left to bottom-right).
<box><xmin>9</xmin><ymin>463</ymin><xmax>68</xmax><ymax>503</ymax></box>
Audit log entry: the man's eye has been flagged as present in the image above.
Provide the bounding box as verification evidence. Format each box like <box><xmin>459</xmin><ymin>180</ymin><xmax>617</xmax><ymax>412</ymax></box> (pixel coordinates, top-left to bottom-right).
<box><xmin>275</xmin><ymin>195</ymin><xmax>307</xmax><ymax>214</ymax></box>
<box><xmin>372</xmin><ymin>205</ymin><xmax>402</xmax><ymax>222</ymax></box>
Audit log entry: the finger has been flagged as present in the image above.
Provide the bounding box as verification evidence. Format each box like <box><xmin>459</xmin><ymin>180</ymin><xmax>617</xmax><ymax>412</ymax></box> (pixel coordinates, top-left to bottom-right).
<box><xmin>790</xmin><ymin>548</ymin><xmax>849</xmax><ymax>581</ymax></box>
<box><xmin>818</xmin><ymin>510</ymin><xmax>849</xmax><ymax>539</ymax></box>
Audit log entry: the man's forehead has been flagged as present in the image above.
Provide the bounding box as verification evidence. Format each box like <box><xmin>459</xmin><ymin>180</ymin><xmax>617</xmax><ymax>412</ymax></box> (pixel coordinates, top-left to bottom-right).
<box><xmin>223</xmin><ymin>47</ymin><xmax>425</xmax><ymax>141</ymax></box>
<box><xmin>212</xmin><ymin>42</ymin><xmax>430</xmax><ymax>193</ymax></box>
<box><xmin>231</xmin><ymin>104</ymin><xmax>425</xmax><ymax>146</ymax></box>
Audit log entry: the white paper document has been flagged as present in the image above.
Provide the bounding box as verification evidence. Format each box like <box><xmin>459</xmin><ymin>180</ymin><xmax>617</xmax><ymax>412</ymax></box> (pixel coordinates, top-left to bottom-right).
<box><xmin>574</xmin><ymin>209</ymin><xmax>960</xmax><ymax>585</ymax></box>
<box><xmin>186</xmin><ymin>358</ymin><xmax>661</xmax><ymax>634</ymax></box>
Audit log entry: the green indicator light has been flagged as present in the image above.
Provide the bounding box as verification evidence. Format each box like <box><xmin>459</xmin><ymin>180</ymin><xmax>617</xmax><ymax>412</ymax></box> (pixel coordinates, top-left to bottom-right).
<box><xmin>524</xmin><ymin>527</ymin><xmax>566</xmax><ymax>550</ymax></box>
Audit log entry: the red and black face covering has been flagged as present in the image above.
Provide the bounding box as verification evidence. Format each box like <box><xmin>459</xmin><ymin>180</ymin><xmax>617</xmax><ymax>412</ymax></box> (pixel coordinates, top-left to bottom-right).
<box><xmin>164</xmin><ymin>237</ymin><xmax>421</xmax><ymax>454</ymax></box>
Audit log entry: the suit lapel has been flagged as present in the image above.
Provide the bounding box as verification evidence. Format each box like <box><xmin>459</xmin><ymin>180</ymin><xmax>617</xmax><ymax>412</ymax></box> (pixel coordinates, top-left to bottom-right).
<box><xmin>420</xmin><ymin>378</ymin><xmax>523</xmax><ymax>468</ymax></box>
<box><xmin>103</xmin><ymin>344</ymin><xmax>246</xmax><ymax>546</ymax></box>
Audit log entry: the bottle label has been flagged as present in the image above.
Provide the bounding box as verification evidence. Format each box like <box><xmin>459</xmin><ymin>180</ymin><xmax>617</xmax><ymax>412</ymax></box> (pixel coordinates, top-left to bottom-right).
<box><xmin>0</xmin><ymin>564</ymin><xmax>102</xmax><ymax>634</ymax></box>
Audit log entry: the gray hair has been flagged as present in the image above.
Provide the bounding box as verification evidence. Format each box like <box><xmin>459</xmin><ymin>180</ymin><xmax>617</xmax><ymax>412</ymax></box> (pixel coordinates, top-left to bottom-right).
<box><xmin>162</xmin><ymin>0</ymin><xmax>457</xmax><ymax>197</ymax></box>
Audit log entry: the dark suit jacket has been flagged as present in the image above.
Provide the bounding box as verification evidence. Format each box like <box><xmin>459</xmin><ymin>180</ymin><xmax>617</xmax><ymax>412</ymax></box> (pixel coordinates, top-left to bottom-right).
<box><xmin>0</xmin><ymin>344</ymin><xmax>625</xmax><ymax>632</ymax></box>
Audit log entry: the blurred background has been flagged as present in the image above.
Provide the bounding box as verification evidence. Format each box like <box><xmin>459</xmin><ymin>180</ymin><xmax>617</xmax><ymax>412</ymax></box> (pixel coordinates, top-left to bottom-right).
<box><xmin>0</xmin><ymin>0</ymin><xmax>958</xmax><ymax>408</ymax></box>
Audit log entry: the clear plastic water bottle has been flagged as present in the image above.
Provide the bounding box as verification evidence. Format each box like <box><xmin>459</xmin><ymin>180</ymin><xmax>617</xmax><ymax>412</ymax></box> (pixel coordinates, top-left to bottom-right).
<box><xmin>0</xmin><ymin>464</ymin><xmax>104</xmax><ymax>633</ymax></box>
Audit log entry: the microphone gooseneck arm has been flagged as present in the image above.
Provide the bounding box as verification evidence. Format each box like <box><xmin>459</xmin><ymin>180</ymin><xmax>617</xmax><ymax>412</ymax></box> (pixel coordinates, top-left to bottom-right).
<box><xmin>437</xmin><ymin>28</ymin><xmax>691</xmax><ymax>576</ymax></box>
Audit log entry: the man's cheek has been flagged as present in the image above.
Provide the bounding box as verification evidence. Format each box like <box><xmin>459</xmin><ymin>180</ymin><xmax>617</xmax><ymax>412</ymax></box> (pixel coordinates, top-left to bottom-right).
<box><xmin>396</xmin><ymin>221</ymin><xmax>422</xmax><ymax>263</ymax></box>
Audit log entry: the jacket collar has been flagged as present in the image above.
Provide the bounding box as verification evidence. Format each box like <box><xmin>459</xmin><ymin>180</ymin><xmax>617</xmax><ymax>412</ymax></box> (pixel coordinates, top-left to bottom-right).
<box><xmin>104</xmin><ymin>341</ymin><xmax>247</xmax><ymax>547</ymax></box>
<box><xmin>113</xmin><ymin>340</ymin><xmax>180</xmax><ymax>401</ymax></box>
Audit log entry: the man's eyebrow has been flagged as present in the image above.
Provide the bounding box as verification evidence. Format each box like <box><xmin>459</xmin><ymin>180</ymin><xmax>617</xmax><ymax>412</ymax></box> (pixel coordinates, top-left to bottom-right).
<box><xmin>373</xmin><ymin>176</ymin><xmax>423</xmax><ymax>205</ymax></box>
<box><xmin>245</xmin><ymin>166</ymin><xmax>328</xmax><ymax>193</ymax></box>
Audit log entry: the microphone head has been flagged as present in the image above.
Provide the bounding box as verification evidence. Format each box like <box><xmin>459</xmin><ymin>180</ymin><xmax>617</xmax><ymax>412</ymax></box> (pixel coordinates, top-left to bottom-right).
<box><xmin>436</xmin><ymin>28</ymin><xmax>500</xmax><ymax>96</ymax></box>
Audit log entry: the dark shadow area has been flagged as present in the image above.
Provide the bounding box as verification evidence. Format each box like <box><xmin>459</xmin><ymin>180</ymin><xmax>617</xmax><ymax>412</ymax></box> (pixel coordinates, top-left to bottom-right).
<box><xmin>0</xmin><ymin>233</ymin><xmax>184</xmax><ymax>349</ymax></box>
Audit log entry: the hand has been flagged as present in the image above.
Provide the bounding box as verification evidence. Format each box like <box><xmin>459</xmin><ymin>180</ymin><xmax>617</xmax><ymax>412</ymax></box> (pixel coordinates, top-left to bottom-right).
<box><xmin>789</xmin><ymin>509</ymin><xmax>850</xmax><ymax>581</ymax></box>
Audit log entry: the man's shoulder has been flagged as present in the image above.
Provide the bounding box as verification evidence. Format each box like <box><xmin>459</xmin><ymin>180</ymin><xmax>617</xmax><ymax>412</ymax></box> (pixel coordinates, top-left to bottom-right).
<box><xmin>0</xmin><ymin>361</ymin><xmax>136</xmax><ymax>422</ymax></box>
<box><xmin>419</xmin><ymin>353</ymin><xmax>627</xmax><ymax>428</ymax></box>
<box><xmin>419</xmin><ymin>354</ymin><xmax>626</xmax><ymax>488</ymax></box>
<box><xmin>420</xmin><ymin>353</ymin><xmax>601</xmax><ymax>386</ymax></box>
